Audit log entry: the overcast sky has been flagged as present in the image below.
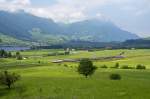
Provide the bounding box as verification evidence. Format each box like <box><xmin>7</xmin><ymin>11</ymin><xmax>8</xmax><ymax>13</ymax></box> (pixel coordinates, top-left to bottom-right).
<box><xmin>0</xmin><ymin>0</ymin><xmax>150</xmax><ymax>37</ymax></box>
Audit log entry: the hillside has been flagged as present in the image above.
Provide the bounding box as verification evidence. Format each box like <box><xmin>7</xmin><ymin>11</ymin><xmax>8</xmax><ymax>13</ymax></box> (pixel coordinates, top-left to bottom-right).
<box><xmin>0</xmin><ymin>33</ymin><xmax>30</xmax><ymax>46</ymax></box>
<box><xmin>0</xmin><ymin>11</ymin><xmax>139</xmax><ymax>45</ymax></box>
<box><xmin>64</xmin><ymin>19</ymin><xmax>139</xmax><ymax>42</ymax></box>
<box><xmin>0</xmin><ymin>11</ymin><xmax>62</xmax><ymax>41</ymax></box>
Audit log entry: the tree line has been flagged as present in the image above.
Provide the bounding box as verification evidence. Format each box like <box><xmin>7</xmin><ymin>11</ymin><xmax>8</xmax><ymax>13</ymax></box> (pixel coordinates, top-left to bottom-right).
<box><xmin>0</xmin><ymin>49</ymin><xmax>23</xmax><ymax>60</ymax></box>
<box><xmin>0</xmin><ymin>49</ymin><xmax>12</xmax><ymax>58</ymax></box>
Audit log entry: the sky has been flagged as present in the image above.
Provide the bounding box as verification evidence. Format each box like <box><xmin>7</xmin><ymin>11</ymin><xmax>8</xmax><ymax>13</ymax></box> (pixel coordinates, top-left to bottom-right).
<box><xmin>0</xmin><ymin>0</ymin><xmax>150</xmax><ymax>37</ymax></box>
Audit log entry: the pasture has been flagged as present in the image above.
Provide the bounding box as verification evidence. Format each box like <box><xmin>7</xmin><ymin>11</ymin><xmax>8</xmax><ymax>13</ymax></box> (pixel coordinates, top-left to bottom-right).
<box><xmin>0</xmin><ymin>49</ymin><xmax>150</xmax><ymax>99</ymax></box>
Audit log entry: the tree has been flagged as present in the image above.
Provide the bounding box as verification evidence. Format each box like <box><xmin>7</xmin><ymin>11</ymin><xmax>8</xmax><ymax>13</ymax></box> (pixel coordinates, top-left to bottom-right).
<box><xmin>109</xmin><ymin>73</ymin><xmax>121</xmax><ymax>80</ymax></box>
<box><xmin>136</xmin><ymin>64</ymin><xmax>146</xmax><ymax>69</ymax></box>
<box><xmin>0</xmin><ymin>50</ymin><xmax>5</xmax><ymax>57</ymax></box>
<box><xmin>114</xmin><ymin>63</ymin><xmax>119</xmax><ymax>68</ymax></box>
<box><xmin>8</xmin><ymin>52</ymin><xmax>12</xmax><ymax>57</ymax></box>
<box><xmin>16</xmin><ymin>51</ymin><xmax>23</xmax><ymax>60</ymax></box>
<box><xmin>0</xmin><ymin>49</ymin><xmax>8</xmax><ymax>58</ymax></box>
<box><xmin>0</xmin><ymin>50</ymin><xmax>13</xmax><ymax>58</ymax></box>
<box><xmin>0</xmin><ymin>71</ymin><xmax>20</xmax><ymax>89</ymax></box>
<box><xmin>77</xmin><ymin>59</ymin><xmax>97</xmax><ymax>78</ymax></box>
<box><xmin>16</xmin><ymin>51</ymin><xmax>20</xmax><ymax>56</ymax></box>
<box><xmin>17</xmin><ymin>55</ymin><xmax>23</xmax><ymax>60</ymax></box>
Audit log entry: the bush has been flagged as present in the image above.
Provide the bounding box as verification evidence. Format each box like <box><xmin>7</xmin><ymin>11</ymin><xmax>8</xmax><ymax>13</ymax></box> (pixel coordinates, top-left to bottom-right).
<box><xmin>115</xmin><ymin>63</ymin><xmax>119</xmax><ymax>68</ymax></box>
<box><xmin>136</xmin><ymin>64</ymin><xmax>146</xmax><ymax>70</ymax></box>
<box><xmin>0</xmin><ymin>50</ymin><xmax>12</xmax><ymax>58</ymax></box>
<box><xmin>64</xmin><ymin>64</ymin><xmax>68</xmax><ymax>67</ymax></box>
<box><xmin>120</xmin><ymin>65</ymin><xmax>133</xmax><ymax>69</ymax></box>
<box><xmin>78</xmin><ymin>59</ymin><xmax>97</xmax><ymax>78</ymax></box>
<box><xmin>109</xmin><ymin>73</ymin><xmax>121</xmax><ymax>80</ymax></box>
<box><xmin>16</xmin><ymin>51</ymin><xmax>20</xmax><ymax>56</ymax></box>
<box><xmin>0</xmin><ymin>71</ymin><xmax>20</xmax><ymax>89</ymax></box>
<box><xmin>17</xmin><ymin>55</ymin><xmax>23</xmax><ymax>60</ymax></box>
<box><xmin>100</xmin><ymin>65</ymin><xmax>108</xmax><ymax>68</ymax></box>
<box><xmin>8</xmin><ymin>52</ymin><xmax>12</xmax><ymax>57</ymax></box>
<box><xmin>38</xmin><ymin>61</ymin><xmax>41</xmax><ymax>64</ymax></box>
<box><xmin>110</xmin><ymin>63</ymin><xmax>120</xmax><ymax>69</ymax></box>
<box><xmin>16</xmin><ymin>51</ymin><xmax>23</xmax><ymax>60</ymax></box>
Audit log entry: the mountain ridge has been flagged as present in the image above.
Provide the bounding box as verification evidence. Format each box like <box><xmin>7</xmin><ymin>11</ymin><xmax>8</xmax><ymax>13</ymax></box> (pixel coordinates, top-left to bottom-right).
<box><xmin>0</xmin><ymin>11</ymin><xmax>139</xmax><ymax>45</ymax></box>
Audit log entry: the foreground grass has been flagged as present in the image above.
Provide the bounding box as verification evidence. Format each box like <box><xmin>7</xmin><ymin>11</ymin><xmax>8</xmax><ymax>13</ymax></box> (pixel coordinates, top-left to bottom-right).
<box><xmin>1</xmin><ymin>66</ymin><xmax>150</xmax><ymax>99</ymax></box>
<box><xmin>0</xmin><ymin>49</ymin><xmax>150</xmax><ymax>99</ymax></box>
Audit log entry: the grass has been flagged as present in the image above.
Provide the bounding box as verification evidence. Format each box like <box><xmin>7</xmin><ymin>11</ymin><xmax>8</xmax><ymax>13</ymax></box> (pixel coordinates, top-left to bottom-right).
<box><xmin>0</xmin><ymin>49</ymin><xmax>150</xmax><ymax>99</ymax></box>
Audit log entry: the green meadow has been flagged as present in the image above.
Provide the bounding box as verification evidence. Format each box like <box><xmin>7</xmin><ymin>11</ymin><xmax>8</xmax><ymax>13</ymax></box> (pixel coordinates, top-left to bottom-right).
<box><xmin>0</xmin><ymin>49</ymin><xmax>150</xmax><ymax>99</ymax></box>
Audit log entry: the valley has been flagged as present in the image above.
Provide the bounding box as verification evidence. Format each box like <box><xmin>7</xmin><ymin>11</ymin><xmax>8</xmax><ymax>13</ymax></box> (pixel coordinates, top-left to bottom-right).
<box><xmin>0</xmin><ymin>49</ymin><xmax>150</xmax><ymax>99</ymax></box>
<box><xmin>0</xmin><ymin>4</ymin><xmax>149</xmax><ymax>99</ymax></box>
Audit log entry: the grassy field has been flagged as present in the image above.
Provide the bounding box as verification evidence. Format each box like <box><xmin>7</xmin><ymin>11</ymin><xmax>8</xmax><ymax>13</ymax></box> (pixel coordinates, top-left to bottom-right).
<box><xmin>0</xmin><ymin>49</ymin><xmax>150</xmax><ymax>99</ymax></box>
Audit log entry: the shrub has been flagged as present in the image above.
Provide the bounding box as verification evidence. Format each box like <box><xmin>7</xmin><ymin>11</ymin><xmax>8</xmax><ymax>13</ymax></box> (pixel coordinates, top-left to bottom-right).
<box><xmin>120</xmin><ymin>65</ymin><xmax>133</xmax><ymax>69</ymax></box>
<box><xmin>70</xmin><ymin>66</ymin><xmax>73</xmax><ymax>68</ymax></box>
<box><xmin>16</xmin><ymin>51</ymin><xmax>23</xmax><ymax>60</ymax></box>
<box><xmin>64</xmin><ymin>64</ymin><xmax>68</xmax><ymax>67</ymax></box>
<box><xmin>100</xmin><ymin>65</ymin><xmax>108</xmax><ymax>68</ymax></box>
<box><xmin>77</xmin><ymin>59</ymin><xmax>97</xmax><ymax>78</ymax></box>
<box><xmin>16</xmin><ymin>51</ymin><xmax>20</xmax><ymax>56</ymax></box>
<box><xmin>136</xmin><ymin>64</ymin><xmax>146</xmax><ymax>70</ymax></box>
<box><xmin>109</xmin><ymin>73</ymin><xmax>121</xmax><ymax>80</ymax></box>
<box><xmin>0</xmin><ymin>71</ymin><xmax>20</xmax><ymax>89</ymax></box>
<box><xmin>8</xmin><ymin>52</ymin><xmax>12</xmax><ymax>57</ymax></box>
<box><xmin>114</xmin><ymin>63</ymin><xmax>119</xmax><ymax>68</ymax></box>
<box><xmin>0</xmin><ymin>50</ymin><xmax>12</xmax><ymax>58</ymax></box>
<box><xmin>17</xmin><ymin>55</ymin><xmax>23</xmax><ymax>60</ymax></box>
<box><xmin>110</xmin><ymin>63</ymin><xmax>120</xmax><ymax>69</ymax></box>
<box><xmin>38</xmin><ymin>61</ymin><xmax>41</xmax><ymax>64</ymax></box>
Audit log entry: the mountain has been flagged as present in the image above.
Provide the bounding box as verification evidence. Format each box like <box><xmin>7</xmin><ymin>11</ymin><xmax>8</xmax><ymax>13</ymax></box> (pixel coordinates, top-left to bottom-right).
<box><xmin>0</xmin><ymin>11</ymin><xmax>139</xmax><ymax>45</ymax></box>
<box><xmin>64</xmin><ymin>19</ymin><xmax>139</xmax><ymax>42</ymax></box>
<box><xmin>0</xmin><ymin>11</ymin><xmax>62</xmax><ymax>41</ymax></box>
